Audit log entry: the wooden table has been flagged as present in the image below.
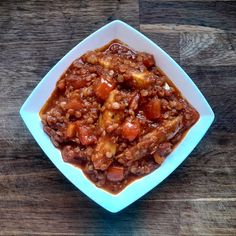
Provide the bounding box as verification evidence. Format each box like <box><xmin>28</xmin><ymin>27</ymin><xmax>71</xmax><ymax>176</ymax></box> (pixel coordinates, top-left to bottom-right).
<box><xmin>0</xmin><ymin>1</ymin><xmax>235</xmax><ymax>235</ymax></box>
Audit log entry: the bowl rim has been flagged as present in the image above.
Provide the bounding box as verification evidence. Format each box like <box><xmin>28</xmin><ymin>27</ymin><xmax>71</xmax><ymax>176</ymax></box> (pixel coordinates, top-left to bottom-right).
<box><xmin>20</xmin><ymin>20</ymin><xmax>215</xmax><ymax>213</ymax></box>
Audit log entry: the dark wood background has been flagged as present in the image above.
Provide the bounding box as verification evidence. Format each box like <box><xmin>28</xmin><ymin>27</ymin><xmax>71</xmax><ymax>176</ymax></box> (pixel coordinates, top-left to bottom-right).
<box><xmin>0</xmin><ymin>0</ymin><xmax>235</xmax><ymax>235</ymax></box>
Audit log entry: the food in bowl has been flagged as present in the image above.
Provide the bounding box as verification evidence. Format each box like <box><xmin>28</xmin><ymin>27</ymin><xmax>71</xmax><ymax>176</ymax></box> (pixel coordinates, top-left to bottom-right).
<box><xmin>40</xmin><ymin>39</ymin><xmax>199</xmax><ymax>194</ymax></box>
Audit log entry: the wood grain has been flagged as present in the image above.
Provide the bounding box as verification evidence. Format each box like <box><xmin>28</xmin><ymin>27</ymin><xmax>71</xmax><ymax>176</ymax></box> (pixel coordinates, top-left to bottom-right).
<box><xmin>0</xmin><ymin>0</ymin><xmax>236</xmax><ymax>235</ymax></box>
<box><xmin>0</xmin><ymin>0</ymin><xmax>139</xmax><ymax>43</ymax></box>
<box><xmin>141</xmin><ymin>24</ymin><xmax>228</xmax><ymax>33</ymax></box>
<box><xmin>185</xmin><ymin>66</ymin><xmax>236</xmax><ymax>133</ymax></box>
<box><xmin>180</xmin><ymin>33</ymin><xmax>236</xmax><ymax>66</ymax></box>
<box><xmin>140</xmin><ymin>1</ymin><xmax>236</xmax><ymax>31</ymax></box>
<box><xmin>142</xmin><ymin>32</ymin><xmax>180</xmax><ymax>62</ymax></box>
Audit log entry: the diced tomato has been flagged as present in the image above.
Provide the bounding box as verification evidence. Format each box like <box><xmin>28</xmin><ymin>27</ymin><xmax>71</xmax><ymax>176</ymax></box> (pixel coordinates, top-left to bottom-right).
<box><xmin>107</xmin><ymin>166</ymin><xmax>124</xmax><ymax>182</ymax></box>
<box><xmin>76</xmin><ymin>124</ymin><xmax>97</xmax><ymax>146</ymax></box>
<box><xmin>94</xmin><ymin>77</ymin><xmax>116</xmax><ymax>100</ymax></box>
<box><xmin>65</xmin><ymin>99</ymin><xmax>83</xmax><ymax>111</ymax></box>
<box><xmin>121</xmin><ymin>120</ymin><xmax>140</xmax><ymax>141</ymax></box>
<box><xmin>144</xmin><ymin>99</ymin><xmax>161</xmax><ymax>120</ymax></box>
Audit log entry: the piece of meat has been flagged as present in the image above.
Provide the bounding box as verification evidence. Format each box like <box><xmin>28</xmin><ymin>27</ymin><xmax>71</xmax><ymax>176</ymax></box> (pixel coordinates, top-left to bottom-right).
<box><xmin>91</xmin><ymin>136</ymin><xmax>117</xmax><ymax>170</ymax></box>
<box><xmin>121</xmin><ymin>120</ymin><xmax>140</xmax><ymax>141</ymax></box>
<box><xmin>98</xmin><ymin>89</ymin><xmax>129</xmax><ymax>131</ymax></box>
<box><xmin>117</xmin><ymin>116</ymin><xmax>182</xmax><ymax>166</ymax></box>
<box><xmin>125</xmin><ymin>70</ymin><xmax>156</xmax><ymax>89</ymax></box>
<box><xmin>144</xmin><ymin>98</ymin><xmax>161</xmax><ymax>120</ymax></box>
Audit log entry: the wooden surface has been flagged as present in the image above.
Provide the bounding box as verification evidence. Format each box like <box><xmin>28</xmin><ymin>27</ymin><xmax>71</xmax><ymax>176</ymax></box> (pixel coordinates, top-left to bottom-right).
<box><xmin>0</xmin><ymin>0</ymin><xmax>236</xmax><ymax>235</ymax></box>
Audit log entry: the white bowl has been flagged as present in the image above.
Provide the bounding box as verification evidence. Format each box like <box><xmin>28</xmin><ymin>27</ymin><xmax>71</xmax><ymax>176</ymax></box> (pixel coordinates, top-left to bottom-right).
<box><xmin>20</xmin><ymin>20</ymin><xmax>214</xmax><ymax>213</ymax></box>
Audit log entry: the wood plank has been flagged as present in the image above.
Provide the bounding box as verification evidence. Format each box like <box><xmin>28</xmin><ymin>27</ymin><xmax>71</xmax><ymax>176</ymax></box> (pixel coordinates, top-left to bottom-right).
<box><xmin>140</xmin><ymin>1</ymin><xmax>236</xmax><ymax>31</ymax></box>
<box><xmin>141</xmin><ymin>32</ymin><xmax>180</xmax><ymax>62</ymax></box>
<box><xmin>141</xmin><ymin>24</ymin><xmax>228</xmax><ymax>33</ymax></box>
<box><xmin>0</xmin><ymin>0</ymin><xmax>236</xmax><ymax>234</ymax></box>
<box><xmin>0</xmin><ymin>200</ymin><xmax>180</xmax><ymax>235</ymax></box>
<box><xmin>0</xmin><ymin>0</ymin><xmax>139</xmax><ymax>43</ymax></box>
<box><xmin>0</xmin><ymin>40</ymin><xmax>81</xmax><ymax>99</ymax></box>
<box><xmin>140</xmin><ymin>0</ymin><xmax>235</xmax><ymax>2</ymax></box>
<box><xmin>0</xmin><ymin>197</ymin><xmax>235</xmax><ymax>235</ymax></box>
<box><xmin>182</xmin><ymin>66</ymin><xmax>236</xmax><ymax>133</ymax></box>
<box><xmin>180</xmin><ymin>201</ymin><xmax>236</xmax><ymax>235</ymax></box>
<box><xmin>180</xmin><ymin>33</ymin><xmax>236</xmax><ymax>66</ymax></box>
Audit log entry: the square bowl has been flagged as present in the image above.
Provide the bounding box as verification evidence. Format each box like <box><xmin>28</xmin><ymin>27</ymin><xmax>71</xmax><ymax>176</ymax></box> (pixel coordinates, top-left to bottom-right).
<box><xmin>20</xmin><ymin>20</ymin><xmax>214</xmax><ymax>213</ymax></box>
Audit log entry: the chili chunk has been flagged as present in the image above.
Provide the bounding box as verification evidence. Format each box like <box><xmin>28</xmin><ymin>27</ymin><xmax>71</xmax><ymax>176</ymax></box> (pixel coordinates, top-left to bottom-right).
<box><xmin>40</xmin><ymin>40</ymin><xmax>199</xmax><ymax>194</ymax></box>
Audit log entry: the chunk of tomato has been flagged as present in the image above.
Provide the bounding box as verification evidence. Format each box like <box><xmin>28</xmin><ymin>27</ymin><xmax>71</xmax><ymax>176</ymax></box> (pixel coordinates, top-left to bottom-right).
<box><xmin>65</xmin><ymin>99</ymin><xmax>83</xmax><ymax>111</ymax></box>
<box><xmin>121</xmin><ymin>120</ymin><xmax>140</xmax><ymax>141</ymax></box>
<box><xmin>76</xmin><ymin>124</ymin><xmax>97</xmax><ymax>146</ymax></box>
<box><xmin>94</xmin><ymin>77</ymin><xmax>116</xmax><ymax>100</ymax></box>
<box><xmin>144</xmin><ymin>99</ymin><xmax>161</xmax><ymax>120</ymax></box>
